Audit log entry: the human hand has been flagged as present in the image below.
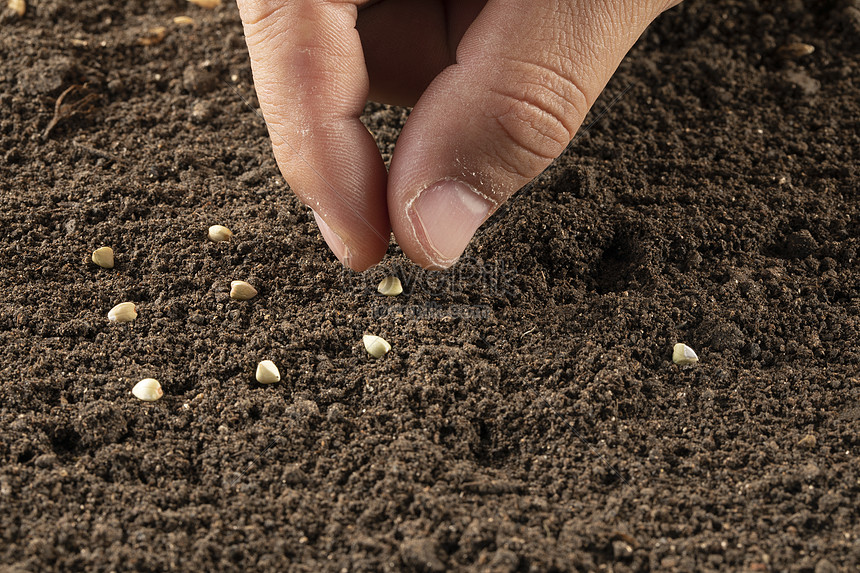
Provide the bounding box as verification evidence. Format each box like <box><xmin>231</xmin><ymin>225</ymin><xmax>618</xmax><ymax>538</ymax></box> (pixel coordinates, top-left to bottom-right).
<box><xmin>236</xmin><ymin>0</ymin><xmax>680</xmax><ymax>270</ymax></box>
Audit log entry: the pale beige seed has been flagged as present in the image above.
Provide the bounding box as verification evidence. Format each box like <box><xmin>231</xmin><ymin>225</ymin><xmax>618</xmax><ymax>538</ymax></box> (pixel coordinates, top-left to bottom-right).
<box><xmin>363</xmin><ymin>334</ymin><xmax>391</xmax><ymax>358</ymax></box>
<box><xmin>91</xmin><ymin>246</ymin><xmax>114</xmax><ymax>269</ymax></box>
<box><xmin>208</xmin><ymin>224</ymin><xmax>233</xmax><ymax>242</ymax></box>
<box><xmin>173</xmin><ymin>15</ymin><xmax>195</xmax><ymax>26</ymax></box>
<box><xmin>138</xmin><ymin>26</ymin><xmax>167</xmax><ymax>46</ymax></box>
<box><xmin>377</xmin><ymin>276</ymin><xmax>403</xmax><ymax>297</ymax></box>
<box><xmin>132</xmin><ymin>378</ymin><xmax>163</xmax><ymax>401</ymax></box>
<box><xmin>672</xmin><ymin>343</ymin><xmax>699</xmax><ymax>365</ymax></box>
<box><xmin>776</xmin><ymin>42</ymin><xmax>815</xmax><ymax>59</ymax></box>
<box><xmin>108</xmin><ymin>302</ymin><xmax>137</xmax><ymax>323</ymax></box>
<box><xmin>230</xmin><ymin>280</ymin><xmax>257</xmax><ymax>300</ymax></box>
<box><xmin>255</xmin><ymin>360</ymin><xmax>280</xmax><ymax>384</ymax></box>
<box><xmin>187</xmin><ymin>0</ymin><xmax>220</xmax><ymax>8</ymax></box>
<box><xmin>8</xmin><ymin>0</ymin><xmax>25</xmax><ymax>18</ymax></box>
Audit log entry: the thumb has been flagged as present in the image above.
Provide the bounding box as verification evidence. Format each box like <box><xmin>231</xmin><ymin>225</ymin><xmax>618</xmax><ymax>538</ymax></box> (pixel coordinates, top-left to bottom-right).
<box><xmin>388</xmin><ymin>0</ymin><xmax>676</xmax><ymax>269</ymax></box>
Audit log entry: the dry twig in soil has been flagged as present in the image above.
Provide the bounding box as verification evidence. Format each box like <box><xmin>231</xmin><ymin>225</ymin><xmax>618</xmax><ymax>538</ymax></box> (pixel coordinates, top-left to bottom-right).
<box><xmin>42</xmin><ymin>84</ymin><xmax>99</xmax><ymax>140</ymax></box>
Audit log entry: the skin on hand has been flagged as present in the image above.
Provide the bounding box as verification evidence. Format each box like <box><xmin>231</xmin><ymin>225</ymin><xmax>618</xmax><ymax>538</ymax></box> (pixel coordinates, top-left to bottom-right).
<box><xmin>236</xmin><ymin>0</ymin><xmax>681</xmax><ymax>271</ymax></box>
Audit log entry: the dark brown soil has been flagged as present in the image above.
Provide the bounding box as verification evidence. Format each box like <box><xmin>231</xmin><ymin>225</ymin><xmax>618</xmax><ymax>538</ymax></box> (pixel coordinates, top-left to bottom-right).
<box><xmin>1</xmin><ymin>0</ymin><xmax>858</xmax><ymax>571</ymax></box>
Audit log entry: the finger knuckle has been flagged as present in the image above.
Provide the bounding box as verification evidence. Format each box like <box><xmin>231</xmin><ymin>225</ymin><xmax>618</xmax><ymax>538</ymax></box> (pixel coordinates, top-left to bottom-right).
<box><xmin>488</xmin><ymin>65</ymin><xmax>587</xmax><ymax>178</ymax></box>
<box><xmin>240</xmin><ymin>0</ymin><xmax>287</xmax><ymax>31</ymax></box>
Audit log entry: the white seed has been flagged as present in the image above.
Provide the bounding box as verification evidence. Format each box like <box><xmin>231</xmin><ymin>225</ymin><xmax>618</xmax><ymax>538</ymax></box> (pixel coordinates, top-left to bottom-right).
<box><xmin>255</xmin><ymin>360</ymin><xmax>280</xmax><ymax>384</ymax></box>
<box><xmin>208</xmin><ymin>224</ymin><xmax>233</xmax><ymax>242</ymax></box>
<box><xmin>363</xmin><ymin>334</ymin><xmax>391</xmax><ymax>358</ymax></box>
<box><xmin>187</xmin><ymin>0</ymin><xmax>221</xmax><ymax>8</ymax></box>
<box><xmin>377</xmin><ymin>276</ymin><xmax>403</xmax><ymax>297</ymax></box>
<box><xmin>108</xmin><ymin>302</ymin><xmax>137</xmax><ymax>323</ymax></box>
<box><xmin>91</xmin><ymin>246</ymin><xmax>115</xmax><ymax>269</ymax></box>
<box><xmin>230</xmin><ymin>280</ymin><xmax>257</xmax><ymax>300</ymax></box>
<box><xmin>8</xmin><ymin>0</ymin><xmax>25</xmax><ymax>17</ymax></box>
<box><xmin>672</xmin><ymin>343</ymin><xmax>699</xmax><ymax>365</ymax></box>
<box><xmin>132</xmin><ymin>378</ymin><xmax>163</xmax><ymax>401</ymax></box>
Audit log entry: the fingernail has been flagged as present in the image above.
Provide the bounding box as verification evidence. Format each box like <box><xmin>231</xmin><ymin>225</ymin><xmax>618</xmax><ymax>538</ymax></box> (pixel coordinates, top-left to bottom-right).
<box><xmin>313</xmin><ymin>210</ymin><xmax>352</xmax><ymax>268</ymax></box>
<box><xmin>408</xmin><ymin>180</ymin><xmax>493</xmax><ymax>268</ymax></box>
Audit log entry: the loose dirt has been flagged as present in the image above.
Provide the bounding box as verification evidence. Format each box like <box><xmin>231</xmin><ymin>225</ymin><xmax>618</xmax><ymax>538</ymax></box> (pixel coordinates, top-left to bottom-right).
<box><xmin>1</xmin><ymin>0</ymin><xmax>858</xmax><ymax>571</ymax></box>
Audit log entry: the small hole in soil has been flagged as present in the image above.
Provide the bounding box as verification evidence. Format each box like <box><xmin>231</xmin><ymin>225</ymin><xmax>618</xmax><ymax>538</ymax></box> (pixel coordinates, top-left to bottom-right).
<box><xmin>593</xmin><ymin>223</ymin><xmax>648</xmax><ymax>294</ymax></box>
<box><xmin>50</xmin><ymin>426</ymin><xmax>81</xmax><ymax>456</ymax></box>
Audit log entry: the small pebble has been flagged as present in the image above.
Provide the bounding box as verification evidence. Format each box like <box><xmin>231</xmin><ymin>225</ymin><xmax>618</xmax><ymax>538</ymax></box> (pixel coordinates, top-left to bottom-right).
<box><xmin>208</xmin><ymin>224</ymin><xmax>233</xmax><ymax>242</ymax></box>
<box><xmin>672</xmin><ymin>343</ymin><xmax>699</xmax><ymax>365</ymax></box>
<box><xmin>255</xmin><ymin>360</ymin><xmax>280</xmax><ymax>384</ymax></box>
<box><xmin>377</xmin><ymin>276</ymin><xmax>403</xmax><ymax>296</ymax></box>
<box><xmin>230</xmin><ymin>280</ymin><xmax>257</xmax><ymax>300</ymax></box>
<box><xmin>363</xmin><ymin>334</ymin><xmax>391</xmax><ymax>358</ymax></box>
<box><xmin>108</xmin><ymin>302</ymin><xmax>137</xmax><ymax>323</ymax></box>
<box><xmin>91</xmin><ymin>246</ymin><xmax>115</xmax><ymax>269</ymax></box>
<box><xmin>132</xmin><ymin>378</ymin><xmax>163</xmax><ymax>401</ymax></box>
<box><xmin>797</xmin><ymin>434</ymin><xmax>817</xmax><ymax>449</ymax></box>
<box><xmin>785</xmin><ymin>229</ymin><xmax>819</xmax><ymax>258</ymax></box>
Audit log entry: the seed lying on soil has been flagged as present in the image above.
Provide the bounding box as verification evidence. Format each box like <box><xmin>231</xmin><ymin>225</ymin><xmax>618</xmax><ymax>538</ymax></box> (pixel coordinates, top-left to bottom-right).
<box><xmin>108</xmin><ymin>302</ymin><xmax>137</xmax><ymax>323</ymax></box>
<box><xmin>8</xmin><ymin>0</ymin><xmax>25</xmax><ymax>17</ymax></box>
<box><xmin>208</xmin><ymin>224</ymin><xmax>233</xmax><ymax>242</ymax></box>
<box><xmin>363</xmin><ymin>334</ymin><xmax>391</xmax><ymax>358</ymax></box>
<box><xmin>672</xmin><ymin>343</ymin><xmax>699</xmax><ymax>365</ymax></box>
<box><xmin>91</xmin><ymin>246</ymin><xmax>115</xmax><ymax>269</ymax></box>
<box><xmin>377</xmin><ymin>276</ymin><xmax>403</xmax><ymax>296</ymax></box>
<box><xmin>173</xmin><ymin>15</ymin><xmax>194</xmax><ymax>26</ymax></box>
<box><xmin>188</xmin><ymin>0</ymin><xmax>221</xmax><ymax>9</ymax></box>
<box><xmin>776</xmin><ymin>42</ymin><xmax>815</xmax><ymax>59</ymax></box>
<box><xmin>132</xmin><ymin>378</ymin><xmax>163</xmax><ymax>401</ymax></box>
<box><xmin>138</xmin><ymin>26</ymin><xmax>167</xmax><ymax>46</ymax></box>
<box><xmin>230</xmin><ymin>280</ymin><xmax>257</xmax><ymax>300</ymax></box>
<box><xmin>255</xmin><ymin>360</ymin><xmax>280</xmax><ymax>384</ymax></box>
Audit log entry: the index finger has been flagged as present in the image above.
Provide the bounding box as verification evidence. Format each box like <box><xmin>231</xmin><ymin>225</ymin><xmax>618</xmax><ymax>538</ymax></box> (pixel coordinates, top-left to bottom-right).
<box><xmin>237</xmin><ymin>0</ymin><xmax>390</xmax><ymax>270</ymax></box>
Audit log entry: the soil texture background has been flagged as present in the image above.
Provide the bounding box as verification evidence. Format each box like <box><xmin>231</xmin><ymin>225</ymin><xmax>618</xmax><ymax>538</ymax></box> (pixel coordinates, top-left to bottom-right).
<box><xmin>1</xmin><ymin>0</ymin><xmax>859</xmax><ymax>571</ymax></box>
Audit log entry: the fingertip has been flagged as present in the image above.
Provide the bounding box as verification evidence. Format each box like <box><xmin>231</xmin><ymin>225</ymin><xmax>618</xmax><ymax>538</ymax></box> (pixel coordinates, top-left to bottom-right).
<box><xmin>312</xmin><ymin>208</ymin><xmax>389</xmax><ymax>272</ymax></box>
<box><xmin>313</xmin><ymin>210</ymin><xmax>352</xmax><ymax>268</ymax></box>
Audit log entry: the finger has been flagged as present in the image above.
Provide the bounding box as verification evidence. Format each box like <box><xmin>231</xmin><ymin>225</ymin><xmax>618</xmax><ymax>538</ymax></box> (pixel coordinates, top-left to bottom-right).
<box><xmin>237</xmin><ymin>0</ymin><xmax>389</xmax><ymax>271</ymax></box>
<box><xmin>387</xmin><ymin>0</ymin><xmax>676</xmax><ymax>269</ymax></box>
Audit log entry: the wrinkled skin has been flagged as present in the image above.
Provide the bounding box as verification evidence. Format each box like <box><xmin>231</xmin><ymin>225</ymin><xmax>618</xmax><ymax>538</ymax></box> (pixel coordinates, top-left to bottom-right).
<box><xmin>237</xmin><ymin>0</ymin><xmax>682</xmax><ymax>270</ymax></box>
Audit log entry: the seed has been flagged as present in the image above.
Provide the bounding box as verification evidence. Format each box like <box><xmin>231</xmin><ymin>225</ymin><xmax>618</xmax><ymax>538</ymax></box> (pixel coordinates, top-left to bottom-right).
<box><xmin>363</xmin><ymin>334</ymin><xmax>391</xmax><ymax>358</ymax></box>
<box><xmin>672</xmin><ymin>343</ymin><xmax>699</xmax><ymax>365</ymax></box>
<box><xmin>776</xmin><ymin>42</ymin><xmax>815</xmax><ymax>59</ymax></box>
<box><xmin>173</xmin><ymin>15</ymin><xmax>195</xmax><ymax>26</ymax></box>
<box><xmin>108</xmin><ymin>302</ymin><xmax>137</xmax><ymax>323</ymax></box>
<box><xmin>377</xmin><ymin>276</ymin><xmax>403</xmax><ymax>296</ymax></box>
<box><xmin>255</xmin><ymin>360</ymin><xmax>280</xmax><ymax>384</ymax></box>
<box><xmin>8</xmin><ymin>0</ymin><xmax>25</xmax><ymax>17</ymax></box>
<box><xmin>187</xmin><ymin>0</ymin><xmax>221</xmax><ymax>8</ymax></box>
<box><xmin>208</xmin><ymin>224</ymin><xmax>233</xmax><ymax>242</ymax></box>
<box><xmin>230</xmin><ymin>280</ymin><xmax>257</xmax><ymax>300</ymax></box>
<box><xmin>138</xmin><ymin>26</ymin><xmax>167</xmax><ymax>46</ymax></box>
<box><xmin>132</xmin><ymin>378</ymin><xmax>163</xmax><ymax>401</ymax></box>
<box><xmin>91</xmin><ymin>246</ymin><xmax>114</xmax><ymax>269</ymax></box>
